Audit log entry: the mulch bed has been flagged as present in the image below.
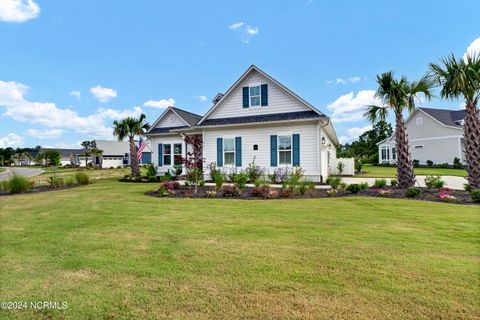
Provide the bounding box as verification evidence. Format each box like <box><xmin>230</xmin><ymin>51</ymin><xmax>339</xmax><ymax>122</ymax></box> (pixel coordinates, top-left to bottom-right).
<box><xmin>145</xmin><ymin>185</ymin><xmax>479</xmax><ymax>205</ymax></box>
<box><xmin>0</xmin><ymin>184</ymin><xmax>82</xmax><ymax>197</ymax></box>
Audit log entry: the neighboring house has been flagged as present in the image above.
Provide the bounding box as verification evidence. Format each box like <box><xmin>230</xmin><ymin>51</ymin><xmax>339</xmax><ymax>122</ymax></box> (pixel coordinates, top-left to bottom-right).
<box><xmin>38</xmin><ymin>148</ymin><xmax>85</xmax><ymax>166</ymax></box>
<box><xmin>377</xmin><ymin>107</ymin><xmax>466</xmax><ymax>165</ymax></box>
<box><xmin>145</xmin><ymin>65</ymin><xmax>339</xmax><ymax>182</ymax></box>
<box><xmin>92</xmin><ymin>140</ymin><xmax>131</xmax><ymax>168</ymax></box>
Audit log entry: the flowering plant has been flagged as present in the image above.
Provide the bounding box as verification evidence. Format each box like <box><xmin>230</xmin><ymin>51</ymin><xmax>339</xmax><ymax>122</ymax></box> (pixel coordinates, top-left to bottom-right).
<box><xmin>377</xmin><ymin>189</ymin><xmax>392</xmax><ymax>197</ymax></box>
<box><xmin>205</xmin><ymin>190</ymin><xmax>217</xmax><ymax>198</ymax></box>
<box><xmin>436</xmin><ymin>192</ymin><xmax>456</xmax><ymax>202</ymax></box>
<box><xmin>268</xmin><ymin>190</ymin><xmax>279</xmax><ymax>199</ymax></box>
<box><xmin>326</xmin><ymin>189</ymin><xmax>338</xmax><ymax>197</ymax></box>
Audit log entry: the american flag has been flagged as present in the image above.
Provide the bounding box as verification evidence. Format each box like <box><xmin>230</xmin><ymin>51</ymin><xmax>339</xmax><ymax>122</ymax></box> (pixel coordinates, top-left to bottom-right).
<box><xmin>137</xmin><ymin>137</ymin><xmax>147</xmax><ymax>162</ymax></box>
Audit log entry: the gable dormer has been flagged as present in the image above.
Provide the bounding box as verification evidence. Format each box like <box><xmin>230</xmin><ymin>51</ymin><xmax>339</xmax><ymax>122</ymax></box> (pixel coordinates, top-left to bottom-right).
<box><xmin>198</xmin><ymin>66</ymin><xmax>321</xmax><ymax>124</ymax></box>
<box><xmin>147</xmin><ymin>107</ymin><xmax>202</xmax><ymax>135</ymax></box>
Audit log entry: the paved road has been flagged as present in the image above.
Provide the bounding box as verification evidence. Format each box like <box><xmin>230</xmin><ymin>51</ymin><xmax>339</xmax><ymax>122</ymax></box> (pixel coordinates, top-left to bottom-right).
<box><xmin>342</xmin><ymin>175</ymin><xmax>468</xmax><ymax>190</ymax></box>
<box><xmin>0</xmin><ymin>167</ymin><xmax>44</xmax><ymax>181</ymax></box>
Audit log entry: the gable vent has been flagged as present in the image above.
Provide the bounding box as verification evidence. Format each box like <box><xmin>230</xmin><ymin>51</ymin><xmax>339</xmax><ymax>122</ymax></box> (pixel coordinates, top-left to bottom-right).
<box><xmin>212</xmin><ymin>93</ymin><xmax>224</xmax><ymax>104</ymax></box>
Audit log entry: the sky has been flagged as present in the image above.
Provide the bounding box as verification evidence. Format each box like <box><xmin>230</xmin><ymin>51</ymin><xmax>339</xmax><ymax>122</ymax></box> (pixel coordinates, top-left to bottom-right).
<box><xmin>1</xmin><ymin>0</ymin><xmax>479</xmax><ymax>149</ymax></box>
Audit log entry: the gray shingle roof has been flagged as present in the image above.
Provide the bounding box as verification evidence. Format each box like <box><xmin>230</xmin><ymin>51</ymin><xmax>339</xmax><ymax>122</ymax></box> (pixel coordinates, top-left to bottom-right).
<box><xmin>148</xmin><ymin>126</ymin><xmax>189</xmax><ymax>134</ymax></box>
<box><xmin>419</xmin><ymin>107</ymin><xmax>466</xmax><ymax>127</ymax></box>
<box><xmin>171</xmin><ymin>107</ymin><xmax>202</xmax><ymax>126</ymax></box>
<box><xmin>197</xmin><ymin>111</ymin><xmax>323</xmax><ymax>127</ymax></box>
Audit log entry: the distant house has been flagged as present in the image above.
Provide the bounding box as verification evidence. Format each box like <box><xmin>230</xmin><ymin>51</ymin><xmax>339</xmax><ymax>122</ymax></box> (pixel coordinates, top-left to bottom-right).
<box><xmin>38</xmin><ymin>148</ymin><xmax>84</xmax><ymax>166</ymax></box>
<box><xmin>92</xmin><ymin>140</ymin><xmax>131</xmax><ymax>168</ymax></box>
<box><xmin>377</xmin><ymin>107</ymin><xmax>466</xmax><ymax>165</ymax></box>
<box><xmin>145</xmin><ymin>65</ymin><xmax>340</xmax><ymax>182</ymax></box>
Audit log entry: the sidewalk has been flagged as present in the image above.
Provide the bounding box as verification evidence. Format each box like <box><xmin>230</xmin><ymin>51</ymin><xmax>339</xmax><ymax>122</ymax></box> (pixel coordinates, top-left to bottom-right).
<box><xmin>341</xmin><ymin>175</ymin><xmax>467</xmax><ymax>190</ymax></box>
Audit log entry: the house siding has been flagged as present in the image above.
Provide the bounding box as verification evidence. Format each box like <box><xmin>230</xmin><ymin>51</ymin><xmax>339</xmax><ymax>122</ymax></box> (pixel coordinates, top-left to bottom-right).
<box><xmin>202</xmin><ymin>121</ymin><xmax>323</xmax><ymax>181</ymax></box>
<box><xmin>148</xmin><ymin>135</ymin><xmax>186</xmax><ymax>174</ymax></box>
<box><xmin>155</xmin><ymin>110</ymin><xmax>188</xmax><ymax>128</ymax></box>
<box><xmin>208</xmin><ymin>70</ymin><xmax>310</xmax><ymax>119</ymax></box>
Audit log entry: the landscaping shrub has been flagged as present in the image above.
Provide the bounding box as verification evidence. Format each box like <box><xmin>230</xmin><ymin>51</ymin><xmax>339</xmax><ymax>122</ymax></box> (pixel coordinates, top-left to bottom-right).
<box><xmin>251</xmin><ymin>185</ymin><xmax>270</xmax><ymax>198</ymax></box>
<box><xmin>269</xmin><ymin>167</ymin><xmax>288</xmax><ymax>183</ymax></box>
<box><xmin>221</xmin><ymin>185</ymin><xmax>241</xmax><ymax>197</ymax></box>
<box><xmin>405</xmin><ymin>187</ymin><xmax>421</xmax><ymax>198</ymax></box>
<box><xmin>234</xmin><ymin>172</ymin><xmax>249</xmax><ymax>189</ymax></box>
<box><xmin>339</xmin><ymin>182</ymin><xmax>348</xmax><ymax>190</ymax></box>
<box><xmin>64</xmin><ymin>176</ymin><xmax>76</xmax><ymax>186</ymax></box>
<box><xmin>157</xmin><ymin>184</ymin><xmax>175</xmax><ymax>197</ymax></box>
<box><xmin>471</xmin><ymin>190</ymin><xmax>480</xmax><ymax>203</ymax></box>
<box><xmin>253</xmin><ymin>178</ymin><xmax>268</xmax><ymax>188</ymax></box>
<box><xmin>163</xmin><ymin>181</ymin><xmax>180</xmax><ymax>190</ymax></box>
<box><xmin>464</xmin><ymin>184</ymin><xmax>472</xmax><ymax>192</ymax></box>
<box><xmin>346</xmin><ymin>183</ymin><xmax>361</xmax><ymax>194</ymax></box>
<box><xmin>278</xmin><ymin>188</ymin><xmax>293</xmax><ymax>198</ymax></box>
<box><xmin>74</xmin><ymin>172</ymin><xmax>90</xmax><ymax>185</ymax></box>
<box><xmin>413</xmin><ymin>159</ymin><xmax>420</xmax><ymax>167</ymax></box>
<box><xmin>436</xmin><ymin>192</ymin><xmax>456</xmax><ymax>203</ymax></box>
<box><xmin>358</xmin><ymin>182</ymin><xmax>369</xmax><ymax>190</ymax></box>
<box><xmin>326</xmin><ymin>189</ymin><xmax>338</xmax><ymax>197</ymax></box>
<box><xmin>374</xmin><ymin>179</ymin><xmax>387</xmax><ymax>188</ymax></box>
<box><xmin>146</xmin><ymin>163</ymin><xmax>157</xmax><ymax>178</ymax></box>
<box><xmin>199</xmin><ymin>180</ymin><xmax>205</xmax><ymax>187</ymax></box>
<box><xmin>426</xmin><ymin>160</ymin><xmax>434</xmax><ymax>167</ymax></box>
<box><xmin>245</xmin><ymin>160</ymin><xmax>264</xmax><ymax>182</ymax></box>
<box><xmin>453</xmin><ymin>157</ymin><xmax>463</xmax><ymax>169</ymax></box>
<box><xmin>48</xmin><ymin>176</ymin><xmax>64</xmax><ymax>187</ymax></box>
<box><xmin>326</xmin><ymin>177</ymin><xmax>341</xmax><ymax>189</ymax></box>
<box><xmin>424</xmin><ymin>175</ymin><xmax>445</xmax><ymax>189</ymax></box>
<box><xmin>228</xmin><ymin>169</ymin><xmax>237</xmax><ymax>182</ymax></box>
<box><xmin>205</xmin><ymin>190</ymin><xmax>217</xmax><ymax>198</ymax></box>
<box><xmin>0</xmin><ymin>180</ymin><xmax>8</xmax><ymax>192</ymax></box>
<box><xmin>209</xmin><ymin>164</ymin><xmax>225</xmax><ymax>191</ymax></box>
<box><xmin>377</xmin><ymin>189</ymin><xmax>392</xmax><ymax>197</ymax></box>
<box><xmin>268</xmin><ymin>190</ymin><xmax>279</xmax><ymax>199</ymax></box>
<box><xmin>355</xmin><ymin>159</ymin><xmax>362</xmax><ymax>173</ymax></box>
<box><xmin>390</xmin><ymin>179</ymin><xmax>398</xmax><ymax>187</ymax></box>
<box><xmin>298</xmin><ymin>181</ymin><xmax>315</xmax><ymax>195</ymax></box>
<box><xmin>173</xmin><ymin>164</ymin><xmax>183</xmax><ymax>176</ymax></box>
<box><xmin>7</xmin><ymin>175</ymin><xmax>32</xmax><ymax>194</ymax></box>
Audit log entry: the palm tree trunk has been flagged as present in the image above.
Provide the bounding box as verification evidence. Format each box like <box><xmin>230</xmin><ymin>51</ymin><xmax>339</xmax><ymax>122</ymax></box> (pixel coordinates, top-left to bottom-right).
<box><xmin>129</xmin><ymin>137</ymin><xmax>140</xmax><ymax>177</ymax></box>
<box><xmin>464</xmin><ymin>102</ymin><xmax>480</xmax><ymax>189</ymax></box>
<box><xmin>395</xmin><ymin>111</ymin><xmax>415</xmax><ymax>188</ymax></box>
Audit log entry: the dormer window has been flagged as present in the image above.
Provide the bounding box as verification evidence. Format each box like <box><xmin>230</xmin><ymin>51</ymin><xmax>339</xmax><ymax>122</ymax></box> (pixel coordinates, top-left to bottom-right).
<box><xmin>249</xmin><ymin>85</ymin><xmax>261</xmax><ymax>107</ymax></box>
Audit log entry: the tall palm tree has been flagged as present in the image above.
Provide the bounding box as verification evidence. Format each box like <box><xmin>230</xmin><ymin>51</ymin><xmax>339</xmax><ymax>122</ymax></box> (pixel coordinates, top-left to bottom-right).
<box><xmin>428</xmin><ymin>54</ymin><xmax>480</xmax><ymax>189</ymax></box>
<box><xmin>364</xmin><ymin>71</ymin><xmax>433</xmax><ymax>188</ymax></box>
<box><xmin>90</xmin><ymin>148</ymin><xmax>104</xmax><ymax>168</ymax></box>
<box><xmin>113</xmin><ymin>114</ymin><xmax>150</xmax><ymax>177</ymax></box>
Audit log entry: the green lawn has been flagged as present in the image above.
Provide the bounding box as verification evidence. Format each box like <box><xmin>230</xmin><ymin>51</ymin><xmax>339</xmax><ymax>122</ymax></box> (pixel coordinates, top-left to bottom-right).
<box><xmin>1</xmin><ymin>180</ymin><xmax>479</xmax><ymax>319</ymax></box>
<box><xmin>32</xmin><ymin>167</ymin><xmax>131</xmax><ymax>185</ymax></box>
<box><xmin>360</xmin><ymin>164</ymin><xmax>468</xmax><ymax>178</ymax></box>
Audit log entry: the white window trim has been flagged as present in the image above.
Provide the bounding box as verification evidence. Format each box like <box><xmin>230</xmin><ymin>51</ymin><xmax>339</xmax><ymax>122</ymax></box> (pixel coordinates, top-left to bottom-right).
<box><xmin>391</xmin><ymin>146</ymin><xmax>396</xmax><ymax>160</ymax></box>
<box><xmin>249</xmin><ymin>83</ymin><xmax>261</xmax><ymax>107</ymax></box>
<box><xmin>381</xmin><ymin>146</ymin><xmax>389</xmax><ymax>161</ymax></box>
<box><xmin>277</xmin><ymin>133</ymin><xmax>293</xmax><ymax>166</ymax></box>
<box><xmin>223</xmin><ymin>136</ymin><xmax>236</xmax><ymax>167</ymax></box>
<box><xmin>173</xmin><ymin>143</ymin><xmax>182</xmax><ymax>165</ymax></box>
<box><xmin>163</xmin><ymin>143</ymin><xmax>173</xmax><ymax>166</ymax></box>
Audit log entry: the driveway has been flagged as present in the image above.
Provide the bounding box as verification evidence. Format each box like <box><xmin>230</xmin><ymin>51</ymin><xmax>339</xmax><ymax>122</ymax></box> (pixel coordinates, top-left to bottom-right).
<box><xmin>0</xmin><ymin>167</ymin><xmax>44</xmax><ymax>181</ymax></box>
<box><xmin>342</xmin><ymin>175</ymin><xmax>467</xmax><ymax>190</ymax></box>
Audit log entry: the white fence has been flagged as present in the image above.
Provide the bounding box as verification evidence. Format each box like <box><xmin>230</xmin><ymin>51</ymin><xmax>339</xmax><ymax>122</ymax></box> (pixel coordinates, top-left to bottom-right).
<box><xmin>329</xmin><ymin>157</ymin><xmax>355</xmax><ymax>176</ymax></box>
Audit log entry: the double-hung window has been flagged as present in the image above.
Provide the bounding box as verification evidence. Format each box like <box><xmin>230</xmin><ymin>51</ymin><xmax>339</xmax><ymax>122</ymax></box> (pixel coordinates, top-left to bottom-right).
<box><xmin>278</xmin><ymin>135</ymin><xmax>292</xmax><ymax>165</ymax></box>
<box><xmin>381</xmin><ymin>146</ymin><xmax>389</xmax><ymax>161</ymax></box>
<box><xmin>249</xmin><ymin>85</ymin><xmax>261</xmax><ymax>107</ymax></box>
<box><xmin>392</xmin><ymin>147</ymin><xmax>396</xmax><ymax>160</ymax></box>
<box><xmin>163</xmin><ymin>144</ymin><xmax>172</xmax><ymax>166</ymax></box>
<box><xmin>173</xmin><ymin>143</ymin><xmax>182</xmax><ymax>165</ymax></box>
<box><xmin>223</xmin><ymin>137</ymin><xmax>235</xmax><ymax>166</ymax></box>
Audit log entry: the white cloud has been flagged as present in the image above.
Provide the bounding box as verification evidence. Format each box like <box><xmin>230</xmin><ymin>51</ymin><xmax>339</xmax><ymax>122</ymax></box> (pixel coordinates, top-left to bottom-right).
<box><xmin>143</xmin><ymin>98</ymin><xmax>175</xmax><ymax>109</ymax></box>
<box><xmin>194</xmin><ymin>95</ymin><xmax>208</xmax><ymax>102</ymax></box>
<box><xmin>338</xmin><ymin>125</ymin><xmax>373</xmax><ymax>144</ymax></box>
<box><xmin>0</xmin><ymin>0</ymin><xmax>40</xmax><ymax>23</ymax></box>
<box><xmin>229</xmin><ymin>21</ymin><xmax>259</xmax><ymax>44</ymax></box>
<box><xmin>327</xmin><ymin>76</ymin><xmax>362</xmax><ymax>85</ymax></box>
<box><xmin>43</xmin><ymin>142</ymin><xmax>82</xmax><ymax>149</ymax></box>
<box><xmin>0</xmin><ymin>133</ymin><xmax>23</xmax><ymax>148</ymax></box>
<box><xmin>327</xmin><ymin>90</ymin><xmax>380</xmax><ymax>123</ymax></box>
<box><xmin>70</xmin><ymin>90</ymin><xmax>81</xmax><ymax>100</ymax></box>
<box><xmin>26</xmin><ymin>128</ymin><xmax>63</xmax><ymax>139</ymax></box>
<box><xmin>464</xmin><ymin>37</ymin><xmax>480</xmax><ymax>60</ymax></box>
<box><xmin>229</xmin><ymin>21</ymin><xmax>244</xmax><ymax>30</ymax></box>
<box><xmin>0</xmin><ymin>80</ymin><xmax>142</xmax><ymax>140</ymax></box>
<box><xmin>90</xmin><ymin>85</ymin><xmax>117</xmax><ymax>103</ymax></box>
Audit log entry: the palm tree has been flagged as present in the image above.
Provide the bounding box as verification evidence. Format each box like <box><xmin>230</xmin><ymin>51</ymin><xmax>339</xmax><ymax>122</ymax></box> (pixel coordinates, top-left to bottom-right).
<box><xmin>90</xmin><ymin>148</ymin><xmax>103</xmax><ymax>168</ymax></box>
<box><xmin>428</xmin><ymin>54</ymin><xmax>480</xmax><ymax>189</ymax></box>
<box><xmin>113</xmin><ymin>114</ymin><xmax>150</xmax><ymax>177</ymax></box>
<box><xmin>364</xmin><ymin>71</ymin><xmax>433</xmax><ymax>188</ymax></box>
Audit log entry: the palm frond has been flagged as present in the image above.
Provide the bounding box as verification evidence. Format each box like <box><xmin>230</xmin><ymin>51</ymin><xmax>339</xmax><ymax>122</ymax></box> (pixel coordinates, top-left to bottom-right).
<box><xmin>363</xmin><ymin>105</ymin><xmax>388</xmax><ymax>124</ymax></box>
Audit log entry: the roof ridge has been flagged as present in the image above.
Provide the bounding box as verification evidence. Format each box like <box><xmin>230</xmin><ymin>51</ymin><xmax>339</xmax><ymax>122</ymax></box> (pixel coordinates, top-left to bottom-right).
<box><xmin>171</xmin><ymin>106</ymin><xmax>202</xmax><ymax>118</ymax></box>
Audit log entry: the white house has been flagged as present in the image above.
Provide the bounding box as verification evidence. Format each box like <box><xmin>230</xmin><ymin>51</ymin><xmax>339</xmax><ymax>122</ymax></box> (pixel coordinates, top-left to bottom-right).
<box><xmin>145</xmin><ymin>65</ymin><xmax>340</xmax><ymax>182</ymax></box>
<box><xmin>377</xmin><ymin>107</ymin><xmax>466</xmax><ymax>165</ymax></box>
<box><xmin>78</xmin><ymin>140</ymin><xmax>131</xmax><ymax>168</ymax></box>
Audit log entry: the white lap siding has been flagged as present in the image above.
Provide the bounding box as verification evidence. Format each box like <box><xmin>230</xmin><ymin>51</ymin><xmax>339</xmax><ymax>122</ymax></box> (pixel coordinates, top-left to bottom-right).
<box><xmin>149</xmin><ymin>135</ymin><xmax>185</xmax><ymax>175</ymax></box>
<box><xmin>202</xmin><ymin>121</ymin><xmax>322</xmax><ymax>181</ymax></box>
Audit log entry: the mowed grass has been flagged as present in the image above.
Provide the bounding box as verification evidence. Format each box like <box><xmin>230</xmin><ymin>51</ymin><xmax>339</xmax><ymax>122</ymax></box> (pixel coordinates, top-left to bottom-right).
<box><xmin>31</xmin><ymin>167</ymin><xmax>131</xmax><ymax>185</ymax></box>
<box><xmin>360</xmin><ymin>164</ymin><xmax>468</xmax><ymax>178</ymax></box>
<box><xmin>1</xmin><ymin>180</ymin><xmax>479</xmax><ymax>319</ymax></box>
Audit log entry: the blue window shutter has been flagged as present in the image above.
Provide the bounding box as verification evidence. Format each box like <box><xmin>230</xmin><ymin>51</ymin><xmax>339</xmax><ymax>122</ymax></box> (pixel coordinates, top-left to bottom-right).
<box><xmin>242</xmin><ymin>86</ymin><xmax>249</xmax><ymax>108</ymax></box>
<box><xmin>141</xmin><ymin>152</ymin><xmax>152</xmax><ymax>164</ymax></box>
<box><xmin>261</xmin><ymin>84</ymin><xmax>268</xmax><ymax>106</ymax></box>
<box><xmin>270</xmin><ymin>135</ymin><xmax>277</xmax><ymax>167</ymax></box>
<box><xmin>235</xmin><ymin>137</ymin><xmax>242</xmax><ymax>167</ymax></box>
<box><xmin>293</xmin><ymin>134</ymin><xmax>300</xmax><ymax>166</ymax></box>
<box><xmin>216</xmin><ymin>138</ymin><xmax>223</xmax><ymax>167</ymax></box>
<box><xmin>158</xmin><ymin>144</ymin><xmax>163</xmax><ymax>166</ymax></box>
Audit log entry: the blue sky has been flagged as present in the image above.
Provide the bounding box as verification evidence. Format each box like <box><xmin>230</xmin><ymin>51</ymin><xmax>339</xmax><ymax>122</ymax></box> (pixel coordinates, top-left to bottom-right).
<box><xmin>1</xmin><ymin>0</ymin><xmax>479</xmax><ymax>148</ymax></box>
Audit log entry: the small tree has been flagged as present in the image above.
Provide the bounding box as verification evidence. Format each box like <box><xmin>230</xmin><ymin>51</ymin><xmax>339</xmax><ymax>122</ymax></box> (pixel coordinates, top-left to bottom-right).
<box><xmin>44</xmin><ymin>150</ymin><xmax>61</xmax><ymax>166</ymax></box>
<box><xmin>337</xmin><ymin>161</ymin><xmax>345</xmax><ymax>175</ymax></box>
<box><xmin>179</xmin><ymin>135</ymin><xmax>203</xmax><ymax>194</ymax></box>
